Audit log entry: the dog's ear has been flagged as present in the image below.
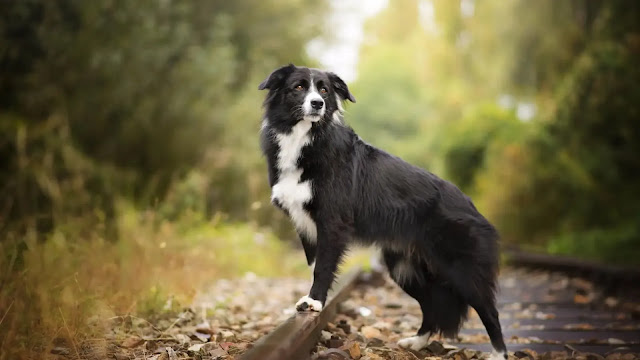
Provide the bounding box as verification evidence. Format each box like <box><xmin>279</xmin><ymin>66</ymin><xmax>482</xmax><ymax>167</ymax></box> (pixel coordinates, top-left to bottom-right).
<box><xmin>258</xmin><ymin>64</ymin><xmax>295</xmax><ymax>90</ymax></box>
<box><xmin>328</xmin><ymin>72</ymin><xmax>356</xmax><ymax>103</ymax></box>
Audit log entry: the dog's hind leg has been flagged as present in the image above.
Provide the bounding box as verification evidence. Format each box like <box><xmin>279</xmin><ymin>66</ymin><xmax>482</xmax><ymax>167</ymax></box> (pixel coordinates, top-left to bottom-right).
<box><xmin>382</xmin><ymin>250</ymin><xmax>435</xmax><ymax>351</ymax></box>
<box><xmin>394</xmin><ymin>278</ymin><xmax>432</xmax><ymax>351</ymax></box>
<box><xmin>394</xmin><ymin>282</ymin><xmax>432</xmax><ymax>351</ymax></box>
<box><xmin>438</xmin><ymin>260</ymin><xmax>507</xmax><ymax>359</ymax></box>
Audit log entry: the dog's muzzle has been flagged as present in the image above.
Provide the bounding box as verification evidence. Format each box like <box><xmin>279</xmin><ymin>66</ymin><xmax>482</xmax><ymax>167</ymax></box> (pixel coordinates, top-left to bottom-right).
<box><xmin>304</xmin><ymin>93</ymin><xmax>325</xmax><ymax>122</ymax></box>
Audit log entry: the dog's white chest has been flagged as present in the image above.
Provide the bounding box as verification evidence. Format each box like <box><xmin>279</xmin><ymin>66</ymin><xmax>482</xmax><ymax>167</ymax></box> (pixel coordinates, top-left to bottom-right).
<box><xmin>271</xmin><ymin>120</ymin><xmax>317</xmax><ymax>241</ymax></box>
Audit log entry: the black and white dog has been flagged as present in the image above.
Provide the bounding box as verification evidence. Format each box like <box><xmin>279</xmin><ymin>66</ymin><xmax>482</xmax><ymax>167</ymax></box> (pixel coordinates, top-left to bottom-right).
<box><xmin>258</xmin><ymin>64</ymin><xmax>507</xmax><ymax>359</ymax></box>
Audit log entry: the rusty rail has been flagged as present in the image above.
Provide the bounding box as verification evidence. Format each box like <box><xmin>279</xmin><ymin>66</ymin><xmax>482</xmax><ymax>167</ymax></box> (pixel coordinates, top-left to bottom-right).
<box><xmin>503</xmin><ymin>246</ymin><xmax>640</xmax><ymax>285</ymax></box>
<box><xmin>239</xmin><ymin>267</ymin><xmax>363</xmax><ymax>360</ymax></box>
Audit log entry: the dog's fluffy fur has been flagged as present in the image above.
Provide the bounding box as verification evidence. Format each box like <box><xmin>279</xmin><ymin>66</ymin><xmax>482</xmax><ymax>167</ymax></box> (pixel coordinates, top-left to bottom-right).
<box><xmin>258</xmin><ymin>64</ymin><xmax>507</xmax><ymax>358</ymax></box>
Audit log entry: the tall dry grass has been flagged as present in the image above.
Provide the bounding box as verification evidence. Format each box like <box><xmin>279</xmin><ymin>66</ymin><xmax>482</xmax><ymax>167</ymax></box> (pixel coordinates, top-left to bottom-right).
<box><xmin>0</xmin><ymin>205</ymin><xmax>306</xmax><ymax>359</ymax></box>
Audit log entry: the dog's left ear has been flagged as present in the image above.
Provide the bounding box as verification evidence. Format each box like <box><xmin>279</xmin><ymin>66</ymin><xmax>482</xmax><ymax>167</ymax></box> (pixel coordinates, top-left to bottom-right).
<box><xmin>328</xmin><ymin>72</ymin><xmax>356</xmax><ymax>103</ymax></box>
<box><xmin>258</xmin><ymin>64</ymin><xmax>295</xmax><ymax>90</ymax></box>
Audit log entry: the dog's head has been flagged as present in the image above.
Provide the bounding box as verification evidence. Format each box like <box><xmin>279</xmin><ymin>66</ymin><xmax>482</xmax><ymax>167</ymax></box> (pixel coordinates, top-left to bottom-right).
<box><xmin>258</xmin><ymin>64</ymin><xmax>356</xmax><ymax>124</ymax></box>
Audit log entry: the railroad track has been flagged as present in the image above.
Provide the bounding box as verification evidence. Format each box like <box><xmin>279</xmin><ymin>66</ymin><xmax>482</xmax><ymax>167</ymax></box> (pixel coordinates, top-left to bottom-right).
<box><xmin>239</xmin><ymin>268</ymin><xmax>364</xmax><ymax>360</ymax></box>
<box><xmin>239</xmin><ymin>252</ymin><xmax>640</xmax><ymax>360</ymax></box>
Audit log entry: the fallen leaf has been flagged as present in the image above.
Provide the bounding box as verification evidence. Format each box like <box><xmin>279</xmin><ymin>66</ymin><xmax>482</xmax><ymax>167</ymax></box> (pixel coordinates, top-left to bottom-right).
<box><xmin>329</xmin><ymin>335</ymin><xmax>344</xmax><ymax>348</ymax></box>
<box><xmin>188</xmin><ymin>343</ymin><xmax>205</xmax><ymax>352</ymax></box>
<box><xmin>514</xmin><ymin>349</ymin><xmax>536</xmax><ymax>359</ymax></box>
<box><xmin>607</xmin><ymin>338</ymin><xmax>625</xmax><ymax>345</ymax></box>
<box><xmin>563</xmin><ymin>323</ymin><xmax>595</xmax><ymax>330</ymax></box>
<box><xmin>50</xmin><ymin>347</ymin><xmax>70</xmax><ymax>355</ymax></box>
<box><xmin>571</xmin><ymin>278</ymin><xmax>594</xmax><ymax>291</ymax></box>
<box><xmin>605</xmin><ymin>297</ymin><xmax>619</xmax><ymax>307</ymax></box>
<box><xmin>462</xmin><ymin>333</ymin><xmax>490</xmax><ymax>343</ymax></box>
<box><xmin>341</xmin><ymin>341</ymin><xmax>361</xmax><ymax>359</ymax></box>
<box><xmin>195</xmin><ymin>321</ymin><xmax>214</xmax><ymax>333</ymax></box>
<box><xmin>367</xmin><ymin>337</ymin><xmax>385</xmax><ymax>347</ymax></box>
<box><xmin>363</xmin><ymin>348</ymin><xmax>388</xmax><ymax>359</ymax></box>
<box><xmin>166</xmin><ymin>347</ymin><xmax>178</xmax><ymax>360</ymax></box>
<box><xmin>209</xmin><ymin>348</ymin><xmax>227</xmax><ymax>358</ymax></box>
<box><xmin>174</xmin><ymin>333</ymin><xmax>190</xmax><ymax>344</ymax></box>
<box><xmin>361</xmin><ymin>326</ymin><xmax>382</xmax><ymax>339</ymax></box>
<box><xmin>219</xmin><ymin>342</ymin><xmax>234</xmax><ymax>351</ymax></box>
<box><xmin>220</xmin><ymin>330</ymin><xmax>235</xmax><ymax>340</ymax></box>
<box><xmin>121</xmin><ymin>336</ymin><xmax>144</xmax><ymax>348</ymax></box>
<box><xmin>145</xmin><ymin>340</ymin><xmax>158</xmax><ymax>351</ymax></box>
<box><xmin>535</xmin><ymin>312</ymin><xmax>556</xmax><ymax>320</ymax></box>
<box><xmin>193</xmin><ymin>331</ymin><xmax>211</xmax><ymax>342</ymax></box>
<box><xmin>426</xmin><ymin>340</ymin><xmax>445</xmax><ymax>355</ymax></box>
<box><xmin>574</xmin><ymin>294</ymin><xmax>591</xmax><ymax>304</ymax></box>
<box><xmin>371</xmin><ymin>321</ymin><xmax>392</xmax><ymax>330</ymax></box>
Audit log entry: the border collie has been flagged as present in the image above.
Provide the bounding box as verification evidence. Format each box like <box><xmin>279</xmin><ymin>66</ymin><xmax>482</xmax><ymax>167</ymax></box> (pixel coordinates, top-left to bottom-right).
<box><xmin>258</xmin><ymin>64</ymin><xmax>508</xmax><ymax>359</ymax></box>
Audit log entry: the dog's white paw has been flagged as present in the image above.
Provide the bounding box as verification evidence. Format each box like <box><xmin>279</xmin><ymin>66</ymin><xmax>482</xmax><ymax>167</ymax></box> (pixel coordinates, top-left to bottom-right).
<box><xmin>397</xmin><ymin>334</ymin><xmax>429</xmax><ymax>351</ymax></box>
<box><xmin>295</xmin><ymin>295</ymin><xmax>323</xmax><ymax>312</ymax></box>
<box><xmin>488</xmin><ymin>350</ymin><xmax>508</xmax><ymax>360</ymax></box>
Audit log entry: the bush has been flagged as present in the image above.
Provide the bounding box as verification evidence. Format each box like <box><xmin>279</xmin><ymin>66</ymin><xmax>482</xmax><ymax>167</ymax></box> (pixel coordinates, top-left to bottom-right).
<box><xmin>475</xmin><ymin>18</ymin><xmax>640</xmax><ymax>261</ymax></box>
<box><xmin>440</xmin><ymin>103</ymin><xmax>524</xmax><ymax>193</ymax></box>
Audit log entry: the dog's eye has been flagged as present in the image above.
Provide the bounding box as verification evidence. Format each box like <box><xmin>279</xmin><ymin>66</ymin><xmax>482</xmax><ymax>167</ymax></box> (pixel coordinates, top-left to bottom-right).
<box><xmin>320</xmin><ymin>87</ymin><xmax>327</xmax><ymax>94</ymax></box>
<box><xmin>295</xmin><ymin>85</ymin><xmax>304</xmax><ymax>91</ymax></box>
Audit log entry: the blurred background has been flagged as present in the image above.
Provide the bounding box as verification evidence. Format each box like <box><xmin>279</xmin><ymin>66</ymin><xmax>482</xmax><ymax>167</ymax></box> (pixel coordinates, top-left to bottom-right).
<box><xmin>1</xmin><ymin>0</ymin><xmax>638</xmax><ymax>356</ymax></box>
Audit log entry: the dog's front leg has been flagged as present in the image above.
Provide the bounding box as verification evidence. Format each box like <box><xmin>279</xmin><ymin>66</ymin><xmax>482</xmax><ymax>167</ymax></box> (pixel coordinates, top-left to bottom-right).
<box><xmin>299</xmin><ymin>233</ymin><xmax>316</xmax><ymax>266</ymax></box>
<box><xmin>295</xmin><ymin>226</ymin><xmax>346</xmax><ymax>312</ymax></box>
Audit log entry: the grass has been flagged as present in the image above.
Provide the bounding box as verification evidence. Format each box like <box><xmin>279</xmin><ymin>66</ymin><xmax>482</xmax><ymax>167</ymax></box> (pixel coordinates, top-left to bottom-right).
<box><xmin>0</xmin><ymin>204</ymin><xmax>307</xmax><ymax>360</ymax></box>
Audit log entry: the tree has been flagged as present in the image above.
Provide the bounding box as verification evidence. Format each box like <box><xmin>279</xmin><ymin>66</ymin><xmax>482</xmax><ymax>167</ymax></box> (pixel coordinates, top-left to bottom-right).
<box><xmin>0</xmin><ymin>0</ymin><xmax>327</xmax><ymax>236</ymax></box>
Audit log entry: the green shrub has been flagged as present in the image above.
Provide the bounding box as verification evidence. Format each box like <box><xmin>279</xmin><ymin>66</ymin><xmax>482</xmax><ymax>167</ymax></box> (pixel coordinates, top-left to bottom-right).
<box><xmin>440</xmin><ymin>103</ymin><xmax>524</xmax><ymax>193</ymax></box>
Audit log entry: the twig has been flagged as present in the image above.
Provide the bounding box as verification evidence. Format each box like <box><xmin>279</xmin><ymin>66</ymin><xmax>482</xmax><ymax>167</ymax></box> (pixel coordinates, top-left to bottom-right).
<box><xmin>86</xmin><ymin>337</ymin><xmax>176</xmax><ymax>342</ymax></box>
<box><xmin>59</xmin><ymin>307</ymin><xmax>81</xmax><ymax>359</ymax></box>
<box><xmin>159</xmin><ymin>316</ymin><xmax>182</xmax><ymax>337</ymax></box>
<box><xmin>0</xmin><ymin>300</ymin><xmax>14</xmax><ymax>327</ymax></box>
<box><xmin>107</xmin><ymin>315</ymin><xmax>163</xmax><ymax>333</ymax></box>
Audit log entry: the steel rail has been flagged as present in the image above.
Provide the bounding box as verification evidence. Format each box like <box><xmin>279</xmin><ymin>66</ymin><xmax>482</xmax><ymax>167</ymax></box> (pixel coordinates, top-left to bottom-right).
<box><xmin>503</xmin><ymin>246</ymin><xmax>640</xmax><ymax>284</ymax></box>
<box><xmin>239</xmin><ymin>267</ymin><xmax>363</xmax><ymax>360</ymax></box>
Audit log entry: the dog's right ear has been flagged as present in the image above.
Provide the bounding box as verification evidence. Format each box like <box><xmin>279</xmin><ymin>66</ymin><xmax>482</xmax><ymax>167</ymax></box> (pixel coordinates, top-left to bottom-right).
<box><xmin>258</xmin><ymin>64</ymin><xmax>296</xmax><ymax>90</ymax></box>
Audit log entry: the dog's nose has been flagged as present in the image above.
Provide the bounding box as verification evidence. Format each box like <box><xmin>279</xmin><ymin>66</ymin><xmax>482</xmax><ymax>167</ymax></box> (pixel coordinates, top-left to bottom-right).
<box><xmin>311</xmin><ymin>99</ymin><xmax>324</xmax><ymax>110</ymax></box>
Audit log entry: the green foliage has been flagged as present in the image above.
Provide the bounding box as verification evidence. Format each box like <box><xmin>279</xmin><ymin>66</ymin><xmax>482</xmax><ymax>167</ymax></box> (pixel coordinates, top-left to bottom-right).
<box><xmin>348</xmin><ymin>46</ymin><xmax>429</xmax><ymax>165</ymax></box>
<box><xmin>550</xmin><ymin>39</ymin><xmax>640</xmax><ymax>220</ymax></box>
<box><xmin>351</xmin><ymin>0</ymin><xmax>640</xmax><ymax>264</ymax></box>
<box><xmin>498</xmin><ymin>9</ymin><xmax>640</xmax><ymax>256</ymax></box>
<box><xmin>440</xmin><ymin>104</ymin><xmax>523</xmax><ymax>193</ymax></box>
<box><xmin>0</xmin><ymin>0</ymin><xmax>326</xmax><ymax>236</ymax></box>
<box><xmin>548</xmin><ymin>220</ymin><xmax>640</xmax><ymax>265</ymax></box>
<box><xmin>0</xmin><ymin>2</ymin><xmax>325</xmax><ymax>353</ymax></box>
